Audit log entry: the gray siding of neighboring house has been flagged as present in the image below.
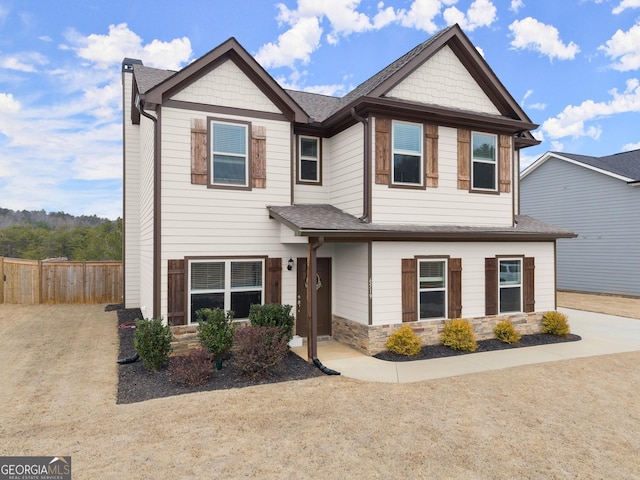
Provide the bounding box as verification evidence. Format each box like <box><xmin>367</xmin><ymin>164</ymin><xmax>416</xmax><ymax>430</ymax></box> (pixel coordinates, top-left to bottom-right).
<box><xmin>521</xmin><ymin>157</ymin><xmax>640</xmax><ymax>296</ymax></box>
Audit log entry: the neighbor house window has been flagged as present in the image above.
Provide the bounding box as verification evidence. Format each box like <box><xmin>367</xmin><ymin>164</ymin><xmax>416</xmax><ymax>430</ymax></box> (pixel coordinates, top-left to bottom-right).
<box><xmin>471</xmin><ymin>132</ymin><xmax>497</xmax><ymax>191</ymax></box>
<box><xmin>419</xmin><ymin>259</ymin><xmax>447</xmax><ymax>319</ymax></box>
<box><xmin>189</xmin><ymin>259</ymin><xmax>263</xmax><ymax>323</ymax></box>
<box><xmin>499</xmin><ymin>258</ymin><xmax>522</xmax><ymax>313</ymax></box>
<box><xmin>392</xmin><ymin>121</ymin><xmax>423</xmax><ymax>185</ymax></box>
<box><xmin>298</xmin><ymin>136</ymin><xmax>320</xmax><ymax>183</ymax></box>
<box><xmin>211</xmin><ymin>120</ymin><xmax>249</xmax><ymax>187</ymax></box>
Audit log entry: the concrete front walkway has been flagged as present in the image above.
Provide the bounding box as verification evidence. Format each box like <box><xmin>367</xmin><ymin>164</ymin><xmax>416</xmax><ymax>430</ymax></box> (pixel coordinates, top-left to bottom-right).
<box><xmin>292</xmin><ymin>308</ymin><xmax>640</xmax><ymax>383</ymax></box>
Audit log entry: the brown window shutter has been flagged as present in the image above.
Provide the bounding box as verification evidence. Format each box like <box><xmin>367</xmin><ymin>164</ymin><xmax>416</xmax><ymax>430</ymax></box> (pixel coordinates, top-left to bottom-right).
<box><xmin>523</xmin><ymin>257</ymin><xmax>535</xmax><ymax>312</ymax></box>
<box><xmin>251</xmin><ymin>125</ymin><xmax>266</xmax><ymax>189</ymax></box>
<box><xmin>401</xmin><ymin>258</ymin><xmax>417</xmax><ymax>322</ymax></box>
<box><xmin>425</xmin><ymin>123</ymin><xmax>439</xmax><ymax>187</ymax></box>
<box><xmin>498</xmin><ymin>134</ymin><xmax>511</xmax><ymax>193</ymax></box>
<box><xmin>265</xmin><ymin>257</ymin><xmax>282</xmax><ymax>304</ymax></box>
<box><xmin>457</xmin><ymin>128</ymin><xmax>471</xmax><ymax>190</ymax></box>
<box><xmin>448</xmin><ymin>258</ymin><xmax>462</xmax><ymax>319</ymax></box>
<box><xmin>167</xmin><ymin>259</ymin><xmax>186</xmax><ymax>326</ymax></box>
<box><xmin>375</xmin><ymin>117</ymin><xmax>390</xmax><ymax>185</ymax></box>
<box><xmin>485</xmin><ymin>257</ymin><xmax>498</xmax><ymax>316</ymax></box>
<box><xmin>191</xmin><ymin>119</ymin><xmax>207</xmax><ymax>185</ymax></box>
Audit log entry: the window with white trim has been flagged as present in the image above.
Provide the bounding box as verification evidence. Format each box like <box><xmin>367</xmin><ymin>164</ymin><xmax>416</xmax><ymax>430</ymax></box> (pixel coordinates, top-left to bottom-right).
<box><xmin>419</xmin><ymin>259</ymin><xmax>447</xmax><ymax>319</ymax></box>
<box><xmin>392</xmin><ymin>121</ymin><xmax>423</xmax><ymax>185</ymax></box>
<box><xmin>499</xmin><ymin>258</ymin><xmax>522</xmax><ymax>313</ymax></box>
<box><xmin>189</xmin><ymin>259</ymin><xmax>263</xmax><ymax>323</ymax></box>
<box><xmin>298</xmin><ymin>136</ymin><xmax>320</xmax><ymax>183</ymax></box>
<box><xmin>211</xmin><ymin>121</ymin><xmax>249</xmax><ymax>186</ymax></box>
<box><xmin>471</xmin><ymin>132</ymin><xmax>497</xmax><ymax>191</ymax></box>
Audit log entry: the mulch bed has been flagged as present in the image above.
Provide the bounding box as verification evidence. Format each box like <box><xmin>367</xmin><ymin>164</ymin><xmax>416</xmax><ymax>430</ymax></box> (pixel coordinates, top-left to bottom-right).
<box><xmin>113</xmin><ymin>306</ymin><xmax>581</xmax><ymax>404</ymax></box>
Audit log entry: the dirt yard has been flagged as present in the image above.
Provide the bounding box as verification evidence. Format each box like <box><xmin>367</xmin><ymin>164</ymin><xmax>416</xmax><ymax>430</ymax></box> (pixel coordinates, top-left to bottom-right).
<box><xmin>1</xmin><ymin>298</ymin><xmax>639</xmax><ymax>479</ymax></box>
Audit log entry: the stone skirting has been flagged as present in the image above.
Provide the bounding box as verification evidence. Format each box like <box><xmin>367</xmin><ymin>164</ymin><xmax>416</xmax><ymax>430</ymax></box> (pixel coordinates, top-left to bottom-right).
<box><xmin>332</xmin><ymin>313</ymin><xmax>545</xmax><ymax>355</ymax></box>
<box><xmin>169</xmin><ymin>325</ymin><xmax>201</xmax><ymax>357</ymax></box>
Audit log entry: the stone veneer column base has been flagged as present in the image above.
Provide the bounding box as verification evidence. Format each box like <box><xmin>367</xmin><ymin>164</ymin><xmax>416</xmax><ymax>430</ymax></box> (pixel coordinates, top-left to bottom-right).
<box><xmin>332</xmin><ymin>313</ymin><xmax>545</xmax><ymax>356</ymax></box>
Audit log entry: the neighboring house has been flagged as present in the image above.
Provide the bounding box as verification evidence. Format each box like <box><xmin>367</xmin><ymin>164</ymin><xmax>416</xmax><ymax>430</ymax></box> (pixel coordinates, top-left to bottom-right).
<box><xmin>122</xmin><ymin>24</ymin><xmax>574</xmax><ymax>356</ymax></box>
<box><xmin>521</xmin><ymin>150</ymin><xmax>640</xmax><ymax>297</ymax></box>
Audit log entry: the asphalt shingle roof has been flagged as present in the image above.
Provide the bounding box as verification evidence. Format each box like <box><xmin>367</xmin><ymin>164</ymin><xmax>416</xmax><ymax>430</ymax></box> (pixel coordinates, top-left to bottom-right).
<box><xmin>554</xmin><ymin>150</ymin><xmax>640</xmax><ymax>181</ymax></box>
<box><xmin>133</xmin><ymin>64</ymin><xmax>176</xmax><ymax>94</ymax></box>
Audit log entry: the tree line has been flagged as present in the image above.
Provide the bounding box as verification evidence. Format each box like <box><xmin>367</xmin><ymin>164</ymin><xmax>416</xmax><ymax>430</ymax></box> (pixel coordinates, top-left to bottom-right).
<box><xmin>0</xmin><ymin>208</ymin><xmax>122</xmax><ymax>261</ymax></box>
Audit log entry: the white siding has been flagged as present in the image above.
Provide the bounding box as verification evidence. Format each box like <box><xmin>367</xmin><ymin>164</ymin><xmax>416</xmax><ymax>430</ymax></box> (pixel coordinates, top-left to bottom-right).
<box><xmin>333</xmin><ymin>243</ymin><xmax>369</xmax><ymax>324</ymax></box>
<box><xmin>138</xmin><ymin>114</ymin><xmax>156</xmax><ymax>318</ymax></box>
<box><xmin>171</xmin><ymin>59</ymin><xmax>280</xmax><ymax>113</ymax></box>
<box><xmin>328</xmin><ymin>124</ymin><xmax>364</xmax><ymax>216</ymax></box>
<box><xmin>521</xmin><ymin>158</ymin><xmax>640</xmax><ymax>296</ymax></box>
<box><xmin>387</xmin><ymin>45</ymin><xmax>500</xmax><ymax>115</ymax></box>
<box><xmin>371</xmin><ymin>124</ymin><xmax>513</xmax><ymax>226</ymax></box>
<box><xmin>368</xmin><ymin>241</ymin><xmax>555</xmax><ymax>326</ymax></box>
<box><xmin>122</xmin><ymin>71</ymin><xmax>141</xmax><ymax>308</ymax></box>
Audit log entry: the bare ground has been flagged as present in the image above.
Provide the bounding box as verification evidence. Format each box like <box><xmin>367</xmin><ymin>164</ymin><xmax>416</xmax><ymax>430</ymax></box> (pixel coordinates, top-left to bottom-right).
<box><xmin>1</xmin><ymin>298</ymin><xmax>640</xmax><ymax>479</ymax></box>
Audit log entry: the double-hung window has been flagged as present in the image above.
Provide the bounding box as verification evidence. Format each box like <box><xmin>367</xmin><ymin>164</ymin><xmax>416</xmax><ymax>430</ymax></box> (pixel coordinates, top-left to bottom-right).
<box><xmin>419</xmin><ymin>259</ymin><xmax>447</xmax><ymax>319</ymax></box>
<box><xmin>392</xmin><ymin>121</ymin><xmax>422</xmax><ymax>186</ymax></box>
<box><xmin>471</xmin><ymin>132</ymin><xmax>497</xmax><ymax>191</ymax></box>
<box><xmin>189</xmin><ymin>259</ymin><xmax>263</xmax><ymax>323</ymax></box>
<box><xmin>211</xmin><ymin>120</ymin><xmax>249</xmax><ymax>187</ymax></box>
<box><xmin>499</xmin><ymin>258</ymin><xmax>522</xmax><ymax>313</ymax></box>
<box><xmin>298</xmin><ymin>136</ymin><xmax>320</xmax><ymax>183</ymax></box>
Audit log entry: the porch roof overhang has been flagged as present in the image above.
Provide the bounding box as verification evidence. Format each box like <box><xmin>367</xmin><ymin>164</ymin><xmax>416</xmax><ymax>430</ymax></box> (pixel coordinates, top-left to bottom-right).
<box><xmin>268</xmin><ymin>204</ymin><xmax>577</xmax><ymax>242</ymax></box>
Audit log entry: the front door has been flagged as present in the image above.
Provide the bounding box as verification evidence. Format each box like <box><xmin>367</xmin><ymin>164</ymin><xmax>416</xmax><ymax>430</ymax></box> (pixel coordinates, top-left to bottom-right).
<box><xmin>296</xmin><ymin>257</ymin><xmax>332</xmax><ymax>337</ymax></box>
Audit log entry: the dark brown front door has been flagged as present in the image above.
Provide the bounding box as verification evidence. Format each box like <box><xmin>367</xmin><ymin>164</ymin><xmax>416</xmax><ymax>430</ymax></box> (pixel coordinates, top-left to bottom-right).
<box><xmin>296</xmin><ymin>257</ymin><xmax>332</xmax><ymax>337</ymax></box>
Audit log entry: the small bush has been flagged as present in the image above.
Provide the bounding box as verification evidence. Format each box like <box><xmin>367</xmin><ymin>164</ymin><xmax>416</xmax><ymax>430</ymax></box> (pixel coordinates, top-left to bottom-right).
<box><xmin>196</xmin><ymin>308</ymin><xmax>236</xmax><ymax>360</ymax></box>
<box><xmin>134</xmin><ymin>317</ymin><xmax>173</xmax><ymax>371</ymax></box>
<box><xmin>494</xmin><ymin>320</ymin><xmax>521</xmax><ymax>344</ymax></box>
<box><xmin>249</xmin><ymin>303</ymin><xmax>295</xmax><ymax>342</ymax></box>
<box><xmin>168</xmin><ymin>349</ymin><xmax>214</xmax><ymax>386</ymax></box>
<box><xmin>232</xmin><ymin>325</ymin><xmax>289</xmax><ymax>377</ymax></box>
<box><xmin>542</xmin><ymin>311</ymin><xmax>570</xmax><ymax>336</ymax></box>
<box><xmin>386</xmin><ymin>325</ymin><xmax>422</xmax><ymax>356</ymax></box>
<box><xmin>441</xmin><ymin>319</ymin><xmax>477</xmax><ymax>352</ymax></box>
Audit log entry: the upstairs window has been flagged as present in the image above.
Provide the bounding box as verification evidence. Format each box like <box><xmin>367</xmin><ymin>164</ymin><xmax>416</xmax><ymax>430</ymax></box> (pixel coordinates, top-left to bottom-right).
<box><xmin>211</xmin><ymin>121</ymin><xmax>249</xmax><ymax>187</ymax></box>
<box><xmin>499</xmin><ymin>258</ymin><xmax>522</xmax><ymax>313</ymax></box>
<box><xmin>392</xmin><ymin>121</ymin><xmax>423</xmax><ymax>186</ymax></box>
<box><xmin>298</xmin><ymin>136</ymin><xmax>321</xmax><ymax>183</ymax></box>
<box><xmin>471</xmin><ymin>132</ymin><xmax>497</xmax><ymax>191</ymax></box>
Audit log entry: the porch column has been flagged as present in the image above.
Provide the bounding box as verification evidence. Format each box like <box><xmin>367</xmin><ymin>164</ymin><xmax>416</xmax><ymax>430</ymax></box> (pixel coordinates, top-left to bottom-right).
<box><xmin>306</xmin><ymin>236</ymin><xmax>323</xmax><ymax>360</ymax></box>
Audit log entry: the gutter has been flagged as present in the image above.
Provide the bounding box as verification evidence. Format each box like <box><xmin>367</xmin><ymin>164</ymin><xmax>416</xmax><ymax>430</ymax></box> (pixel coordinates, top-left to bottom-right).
<box><xmin>351</xmin><ymin>107</ymin><xmax>371</xmax><ymax>223</ymax></box>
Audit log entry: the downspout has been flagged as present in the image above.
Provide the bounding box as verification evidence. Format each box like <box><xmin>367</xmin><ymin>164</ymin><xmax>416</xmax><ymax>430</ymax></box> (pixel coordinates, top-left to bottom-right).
<box><xmin>136</xmin><ymin>94</ymin><xmax>160</xmax><ymax>318</ymax></box>
<box><xmin>307</xmin><ymin>236</ymin><xmax>340</xmax><ymax>375</ymax></box>
<box><xmin>351</xmin><ymin>107</ymin><xmax>371</xmax><ymax>223</ymax></box>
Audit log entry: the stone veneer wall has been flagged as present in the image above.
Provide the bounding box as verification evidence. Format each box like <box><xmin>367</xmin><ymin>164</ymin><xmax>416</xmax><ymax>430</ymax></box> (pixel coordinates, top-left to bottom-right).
<box><xmin>333</xmin><ymin>313</ymin><xmax>545</xmax><ymax>355</ymax></box>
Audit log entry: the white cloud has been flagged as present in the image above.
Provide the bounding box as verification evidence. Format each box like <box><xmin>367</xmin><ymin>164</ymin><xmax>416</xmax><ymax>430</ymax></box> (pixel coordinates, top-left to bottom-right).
<box><xmin>622</xmin><ymin>141</ymin><xmax>640</xmax><ymax>150</ymax></box>
<box><xmin>599</xmin><ymin>23</ymin><xmax>640</xmax><ymax>71</ymax></box>
<box><xmin>373</xmin><ymin>2</ymin><xmax>397</xmax><ymax>28</ymax></box>
<box><xmin>67</xmin><ymin>23</ymin><xmax>192</xmax><ymax>70</ymax></box>
<box><xmin>443</xmin><ymin>0</ymin><xmax>497</xmax><ymax>31</ymax></box>
<box><xmin>550</xmin><ymin>140</ymin><xmax>565</xmax><ymax>151</ymax></box>
<box><xmin>612</xmin><ymin>0</ymin><xmax>640</xmax><ymax>14</ymax></box>
<box><xmin>0</xmin><ymin>93</ymin><xmax>21</xmax><ymax>113</ymax></box>
<box><xmin>520</xmin><ymin>89</ymin><xmax>546</xmax><ymax>110</ymax></box>
<box><xmin>397</xmin><ymin>0</ymin><xmax>442</xmax><ymax>33</ymax></box>
<box><xmin>0</xmin><ymin>52</ymin><xmax>48</xmax><ymax>72</ymax></box>
<box><xmin>510</xmin><ymin>0</ymin><xmax>525</xmax><ymax>13</ymax></box>
<box><xmin>509</xmin><ymin>17</ymin><xmax>580</xmax><ymax>60</ymax></box>
<box><xmin>255</xmin><ymin>16</ymin><xmax>322</xmax><ymax>68</ymax></box>
<box><xmin>541</xmin><ymin>78</ymin><xmax>640</xmax><ymax>139</ymax></box>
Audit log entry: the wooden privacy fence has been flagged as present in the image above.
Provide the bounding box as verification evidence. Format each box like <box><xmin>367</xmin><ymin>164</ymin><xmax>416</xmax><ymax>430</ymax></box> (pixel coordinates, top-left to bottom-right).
<box><xmin>0</xmin><ymin>257</ymin><xmax>123</xmax><ymax>305</ymax></box>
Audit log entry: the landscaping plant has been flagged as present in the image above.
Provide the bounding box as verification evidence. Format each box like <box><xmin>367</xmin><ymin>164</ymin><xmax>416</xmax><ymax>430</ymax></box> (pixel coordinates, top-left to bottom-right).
<box><xmin>249</xmin><ymin>303</ymin><xmax>295</xmax><ymax>342</ymax></box>
<box><xmin>386</xmin><ymin>325</ymin><xmax>422</xmax><ymax>356</ymax></box>
<box><xmin>441</xmin><ymin>318</ymin><xmax>477</xmax><ymax>352</ymax></box>
<box><xmin>196</xmin><ymin>308</ymin><xmax>236</xmax><ymax>369</ymax></box>
<box><xmin>134</xmin><ymin>317</ymin><xmax>173</xmax><ymax>371</ymax></box>
<box><xmin>168</xmin><ymin>349</ymin><xmax>214</xmax><ymax>386</ymax></box>
<box><xmin>232</xmin><ymin>325</ymin><xmax>289</xmax><ymax>377</ymax></box>
<box><xmin>494</xmin><ymin>320</ymin><xmax>521</xmax><ymax>344</ymax></box>
<box><xmin>542</xmin><ymin>311</ymin><xmax>571</xmax><ymax>336</ymax></box>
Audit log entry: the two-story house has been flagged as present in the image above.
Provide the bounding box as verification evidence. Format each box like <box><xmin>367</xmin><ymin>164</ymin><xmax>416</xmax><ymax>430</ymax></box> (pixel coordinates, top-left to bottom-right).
<box><xmin>122</xmin><ymin>24</ymin><xmax>574</xmax><ymax>357</ymax></box>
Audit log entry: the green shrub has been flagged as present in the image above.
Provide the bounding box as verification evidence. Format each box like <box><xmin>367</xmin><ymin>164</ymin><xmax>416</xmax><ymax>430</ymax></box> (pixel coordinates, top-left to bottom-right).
<box><xmin>386</xmin><ymin>325</ymin><xmax>422</xmax><ymax>356</ymax></box>
<box><xmin>441</xmin><ymin>319</ymin><xmax>477</xmax><ymax>352</ymax></box>
<box><xmin>494</xmin><ymin>320</ymin><xmax>521</xmax><ymax>344</ymax></box>
<box><xmin>542</xmin><ymin>311</ymin><xmax>570</xmax><ymax>336</ymax></box>
<box><xmin>249</xmin><ymin>303</ymin><xmax>295</xmax><ymax>342</ymax></box>
<box><xmin>196</xmin><ymin>308</ymin><xmax>236</xmax><ymax>361</ymax></box>
<box><xmin>134</xmin><ymin>317</ymin><xmax>173</xmax><ymax>371</ymax></box>
<box><xmin>168</xmin><ymin>349</ymin><xmax>214</xmax><ymax>386</ymax></box>
<box><xmin>232</xmin><ymin>325</ymin><xmax>289</xmax><ymax>377</ymax></box>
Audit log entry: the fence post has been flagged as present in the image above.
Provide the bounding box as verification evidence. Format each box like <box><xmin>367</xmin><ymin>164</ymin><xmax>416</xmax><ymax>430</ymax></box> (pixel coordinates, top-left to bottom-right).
<box><xmin>37</xmin><ymin>260</ymin><xmax>42</xmax><ymax>304</ymax></box>
<box><xmin>0</xmin><ymin>257</ymin><xmax>4</xmax><ymax>304</ymax></box>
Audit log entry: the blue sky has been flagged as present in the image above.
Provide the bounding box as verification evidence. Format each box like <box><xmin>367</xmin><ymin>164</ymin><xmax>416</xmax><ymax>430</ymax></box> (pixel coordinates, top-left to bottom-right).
<box><xmin>1</xmin><ymin>0</ymin><xmax>639</xmax><ymax>219</ymax></box>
